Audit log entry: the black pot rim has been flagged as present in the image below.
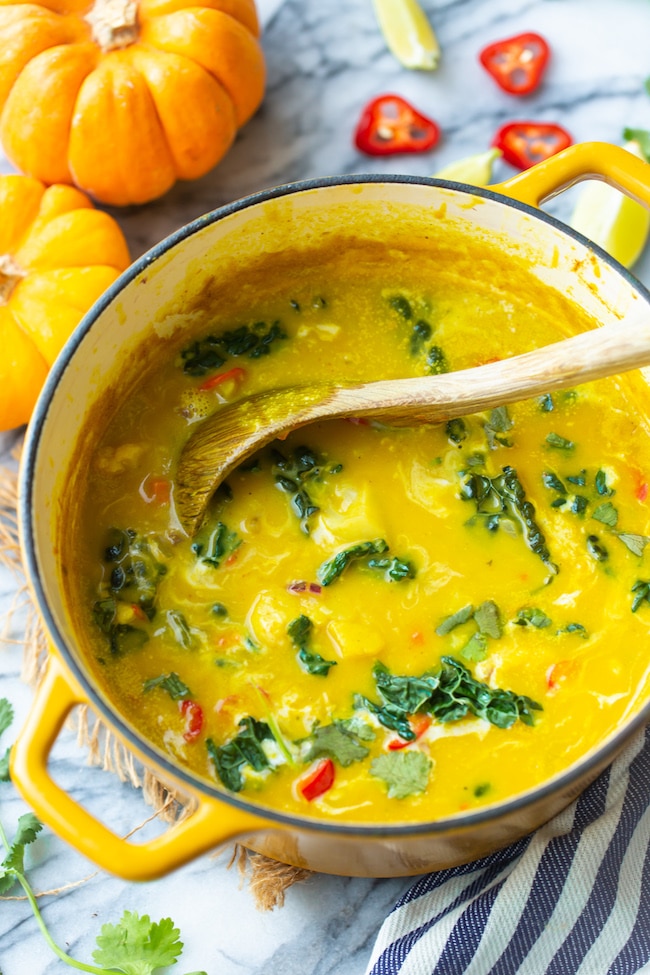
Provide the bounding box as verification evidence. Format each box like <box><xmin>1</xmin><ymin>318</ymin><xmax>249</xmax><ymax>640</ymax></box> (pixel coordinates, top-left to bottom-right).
<box><xmin>19</xmin><ymin>172</ymin><xmax>650</xmax><ymax>840</ymax></box>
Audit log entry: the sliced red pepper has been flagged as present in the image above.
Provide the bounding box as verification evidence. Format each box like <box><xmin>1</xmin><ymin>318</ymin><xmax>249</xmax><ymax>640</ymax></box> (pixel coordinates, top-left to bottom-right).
<box><xmin>179</xmin><ymin>699</ymin><xmax>204</xmax><ymax>742</ymax></box>
<box><xmin>354</xmin><ymin>94</ymin><xmax>440</xmax><ymax>156</ymax></box>
<box><xmin>298</xmin><ymin>758</ymin><xmax>335</xmax><ymax>801</ymax></box>
<box><xmin>493</xmin><ymin>121</ymin><xmax>572</xmax><ymax>170</ymax></box>
<box><xmin>139</xmin><ymin>474</ymin><xmax>171</xmax><ymax>505</ymax></box>
<box><xmin>479</xmin><ymin>32</ymin><xmax>550</xmax><ymax>95</ymax></box>
<box><xmin>388</xmin><ymin>713</ymin><xmax>432</xmax><ymax>750</ymax></box>
<box><xmin>199</xmin><ymin>366</ymin><xmax>247</xmax><ymax>391</ymax></box>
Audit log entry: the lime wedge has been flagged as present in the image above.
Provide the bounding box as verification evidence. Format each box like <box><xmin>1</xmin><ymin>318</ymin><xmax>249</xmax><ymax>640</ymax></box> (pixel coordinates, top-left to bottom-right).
<box><xmin>569</xmin><ymin>141</ymin><xmax>650</xmax><ymax>268</ymax></box>
<box><xmin>434</xmin><ymin>148</ymin><xmax>502</xmax><ymax>185</ymax></box>
<box><xmin>372</xmin><ymin>0</ymin><xmax>441</xmax><ymax>70</ymax></box>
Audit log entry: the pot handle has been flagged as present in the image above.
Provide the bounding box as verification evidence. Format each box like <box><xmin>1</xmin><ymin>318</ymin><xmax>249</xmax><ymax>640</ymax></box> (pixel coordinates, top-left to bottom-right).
<box><xmin>10</xmin><ymin>653</ymin><xmax>271</xmax><ymax>881</ymax></box>
<box><xmin>492</xmin><ymin>141</ymin><xmax>650</xmax><ymax>209</ymax></box>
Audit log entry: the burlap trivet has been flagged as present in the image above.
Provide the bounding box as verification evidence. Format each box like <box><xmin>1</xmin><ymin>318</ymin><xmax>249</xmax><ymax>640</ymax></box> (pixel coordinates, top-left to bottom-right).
<box><xmin>0</xmin><ymin>446</ymin><xmax>311</xmax><ymax>909</ymax></box>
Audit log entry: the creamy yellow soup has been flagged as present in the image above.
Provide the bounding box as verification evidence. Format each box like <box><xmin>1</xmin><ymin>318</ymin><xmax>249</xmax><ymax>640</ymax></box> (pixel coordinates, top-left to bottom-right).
<box><xmin>65</xmin><ymin>243</ymin><xmax>650</xmax><ymax>825</ymax></box>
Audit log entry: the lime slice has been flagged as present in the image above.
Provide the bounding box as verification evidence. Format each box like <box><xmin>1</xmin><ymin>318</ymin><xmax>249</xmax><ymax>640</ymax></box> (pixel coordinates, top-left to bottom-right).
<box><xmin>434</xmin><ymin>148</ymin><xmax>502</xmax><ymax>185</ymax></box>
<box><xmin>372</xmin><ymin>0</ymin><xmax>441</xmax><ymax>70</ymax></box>
<box><xmin>569</xmin><ymin>141</ymin><xmax>650</xmax><ymax>268</ymax></box>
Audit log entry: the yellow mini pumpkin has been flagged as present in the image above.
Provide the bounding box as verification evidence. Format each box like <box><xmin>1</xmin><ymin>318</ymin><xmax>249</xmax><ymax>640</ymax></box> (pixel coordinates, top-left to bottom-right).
<box><xmin>0</xmin><ymin>0</ymin><xmax>265</xmax><ymax>206</ymax></box>
<box><xmin>0</xmin><ymin>174</ymin><xmax>131</xmax><ymax>430</ymax></box>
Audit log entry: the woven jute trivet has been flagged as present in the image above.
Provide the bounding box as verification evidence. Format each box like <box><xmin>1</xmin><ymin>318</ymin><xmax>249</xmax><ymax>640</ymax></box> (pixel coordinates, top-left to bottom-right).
<box><xmin>0</xmin><ymin>447</ymin><xmax>311</xmax><ymax>910</ymax></box>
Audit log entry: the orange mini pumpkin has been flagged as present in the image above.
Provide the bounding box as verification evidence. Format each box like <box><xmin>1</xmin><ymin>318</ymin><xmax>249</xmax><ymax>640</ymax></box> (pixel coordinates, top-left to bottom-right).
<box><xmin>0</xmin><ymin>0</ymin><xmax>265</xmax><ymax>206</ymax></box>
<box><xmin>0</xmin><ymin>174</ymin><xmax>131</xmax><ymax>430</ymax></box>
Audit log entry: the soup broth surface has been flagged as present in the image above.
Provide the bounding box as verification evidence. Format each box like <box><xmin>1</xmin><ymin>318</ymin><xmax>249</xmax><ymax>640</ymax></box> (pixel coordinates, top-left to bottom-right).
<box><xmin>66</xmin><ymin>242</ymin><xmax>650</xmax><ymax>824</ymax></box>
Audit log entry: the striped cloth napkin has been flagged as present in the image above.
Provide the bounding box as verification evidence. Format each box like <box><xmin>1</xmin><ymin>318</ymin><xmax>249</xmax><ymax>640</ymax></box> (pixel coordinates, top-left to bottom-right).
<box><xmin>366</xmin><ymin>725</ymin><xmax>650</xmax><ymax>975</ymax></box>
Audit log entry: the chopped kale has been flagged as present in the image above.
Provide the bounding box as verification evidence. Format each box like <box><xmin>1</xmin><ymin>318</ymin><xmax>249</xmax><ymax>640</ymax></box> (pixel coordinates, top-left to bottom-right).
<box><xmin>538</xmin><ymin>393</ymin><xmax>554</xmax><ymax>412</ymax></box>
<box><xmin>546</xmin><ymin>433</ymin><xmax>575</xmax><ymax>451</ymax></box>
<box><xmin>317</xmin><ymin>539</ymin><xmax>389</xmax><ymax>586</ymax></box>
<box><xmin>143</xmin><ymin>672</ymin><xmax>191</xmax><ymax>700</ymax></box>
<box><xmin>180</xmin><ymin>322</ymin><xmax>286</xmax><ymax>376</ymax></box>
<box><xmin>195</xmin><ymin>521</ymin><xmax>241</xmax><ymax>568</ymax></box>
<box><xmin>426</xmin><ymin>345</ymin><xmax>448</xmax><ymax>375</ymax></box>
<box><xmin>542</xmin><ymin>471</ymin><xmax>567</xmax><ymax>494</ymax></box>
<box><xmin>459</xmin><ymin>465</ymin><xmax>556</xmax><ymax>572</ymax></box>
<box><xmin>356</xmin><ymin>657</ymin><xmax>542</xmax><ymax>736</ymax></box>
<box><xmin>446</xmin><ymin>417</ymin><xmax>468</xmax><ymax>445</ymax></box>
<box><xmin>287</xmin><ymin>615</ymin><xmax>337</xmax><ymax>676</ymax></box>
<box><xmin>586</xmin><ymin>534</ymin><xmax>609</xmax><ymax>562</ymax></box>
<box><xmin>514</xmin><ymin>607</ymin><xmax>552</xmax><ymax>629</ymax></box>
<box><xmin>631</xmin><ymin>580</ymin><xmax>650</xmax><ymax>612</ymax></box>
<box><xmin>410</xmin><ymin>320</ymin><xmax>433</xmax><ymax>355</ymax></box>
<box><xmin>595</xmin><ymin>469</ymin><xmax>615</xmax><ymax>496</ymax></box>
<box><xmin>367</xmin><ymin>555</ymin><xmax>416</xmax><ymax>581</ymax></box>
<box><xmin>388</xmin><ymin>294</ymin><xmax>412</xmax><ymax>320</ymax></box>
<box><xmin>571</xmin><ymin>495</ymin><xmax>589</xmax><ymax>516</ymax></box>
<box><xmin>271</xmin><ymin>445</ymin><xmax>337</xmax><ymax>533</ymax></box>
<box><xmin>206</xmin><ymin>717</ymin><xmax>273</xmax><ymax>792</ymax></box>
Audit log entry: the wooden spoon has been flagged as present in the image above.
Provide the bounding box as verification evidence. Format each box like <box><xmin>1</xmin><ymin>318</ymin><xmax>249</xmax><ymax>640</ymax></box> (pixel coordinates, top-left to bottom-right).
<box><xmin>175</xmin><ymin>309</ymin><xmax>650</xmax><ymax>535</ymax></box>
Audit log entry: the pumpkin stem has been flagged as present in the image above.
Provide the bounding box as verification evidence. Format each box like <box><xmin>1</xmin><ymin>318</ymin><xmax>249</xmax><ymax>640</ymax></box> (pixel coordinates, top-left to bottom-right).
<box><xmin>0</xmin><ymin>254</ymin><xmax>26</xmax><ymax>305</ymax></box>
<box><xmin>86</xmin><ymin>0</ymin><xmax>139</xmax><ymax>51</ymax></box>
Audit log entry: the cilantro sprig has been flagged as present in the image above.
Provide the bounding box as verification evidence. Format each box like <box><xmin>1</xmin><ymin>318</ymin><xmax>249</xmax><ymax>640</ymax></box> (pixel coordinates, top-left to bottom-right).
<box><xmin>0</xmin><ymin>697</ymin><xmax>205</xmax><ymax>975</ymax></box>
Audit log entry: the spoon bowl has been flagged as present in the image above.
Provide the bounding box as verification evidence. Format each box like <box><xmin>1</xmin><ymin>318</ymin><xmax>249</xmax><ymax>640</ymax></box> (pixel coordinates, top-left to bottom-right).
<box><xmin>175</xmin><ymin>309</ymin><xmax>650</xmax><ymax>534</ymax></box>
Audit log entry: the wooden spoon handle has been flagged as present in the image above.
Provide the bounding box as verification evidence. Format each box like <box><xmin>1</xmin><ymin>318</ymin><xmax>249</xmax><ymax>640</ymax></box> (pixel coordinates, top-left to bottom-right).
<box><xmin>176</xmin><ymin>307</ymin><xmax>650</xmax><ymax>534</ymax></box>
<box><xmin>328</xmin><ymin>306</ymin><xmax>650</xmax><ymax>423</ymax></box>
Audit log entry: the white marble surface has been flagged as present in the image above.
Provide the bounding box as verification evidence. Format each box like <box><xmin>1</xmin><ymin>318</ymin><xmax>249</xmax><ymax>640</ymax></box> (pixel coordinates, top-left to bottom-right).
<box><xmin>2</xmin><ymin>0</ymin><xmax>650</xmax><ymax>972</ymax></box>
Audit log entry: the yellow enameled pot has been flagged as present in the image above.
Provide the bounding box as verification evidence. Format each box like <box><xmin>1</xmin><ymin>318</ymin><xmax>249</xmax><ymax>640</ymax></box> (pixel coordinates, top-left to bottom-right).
<box><xmin>12</xmin><ymin>143</ymin><xmax>650</xmax><ymax>881</ymax></box>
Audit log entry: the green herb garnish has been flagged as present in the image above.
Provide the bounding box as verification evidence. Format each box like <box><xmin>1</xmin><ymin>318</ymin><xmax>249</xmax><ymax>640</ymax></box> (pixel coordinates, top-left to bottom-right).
<box><xmin>356</xmin><ymin>657</ymin><xmax>541</xmax><ymax>738</ymax></box>
<box><xmin>143</xmin><ymin>672</ymin><xmax>191</xmax><ymax>700</ymax></box>
<box><xmin>546</xmin><ymin>433</ymin><xmax>575</xmax><ymax>451</ymax></box>
<box><xmin>317</xmin><ymin>539</ymin><xmax>389</xmax><ymax>586</ymax></box>
<box><xmin>287</xmin><ymin>615</ymin><xmax>337</xmax><ymax>676</ymax></box>
<box><xmin>370</xmin><ymin>751</ymin><xmax>432</xmax><ymax>799</ymax></box>
<box><xmin>303</xmin><ymin>722</ymin><xmax>370</xmax><ymax>766</ymax></box>
<box><xmin>0</xmin><ymin>698</ymin><xmax>205</xmax><ymax>974</ymax></box>
<box><xmin>207</xmin><ymin>717</ymin><xmax>273</xmax><ymax>792</ymax></box>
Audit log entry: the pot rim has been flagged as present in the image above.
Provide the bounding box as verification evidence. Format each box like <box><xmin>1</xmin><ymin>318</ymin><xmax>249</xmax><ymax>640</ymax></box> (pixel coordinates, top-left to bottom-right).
<box><xmin>20</xmin><ymin>172</ymin><xmax>650</xmax><ymax>838</ymax></box>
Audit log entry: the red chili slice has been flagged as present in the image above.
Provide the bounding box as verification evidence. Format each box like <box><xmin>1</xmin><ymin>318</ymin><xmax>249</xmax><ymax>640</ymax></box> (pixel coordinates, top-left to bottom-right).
<box><xmin>388</xmin><ymin>713</ymin><xmax>432</xmax><ymax>750</ymax></box>
<box><xmin>299</xmin><ymin>758</ymin><xmax>335</xmax><ymax>801</ymax></box>
<box><xmin>180</xmin><ymin>699</ymin><xmax>204</xmax><ymax>742</ymax></box>
<box><xmin>199</xmin><ymin>366</ymin><xmax>247</xmax><ymax>391</ymax></box>
<box><xmin>354</xmin><ymin>94</ymin><xmax>440</xmax><ymax>156</ymax></box>
<box><xmin>479</xmin><ymin>32</ymin><xmax>550</xmax><ymax>95</ymax></box>
<box><xmin>493</xmin><ymin>121</ymin><xmax>572</xmax><ymax>170</ymax></box>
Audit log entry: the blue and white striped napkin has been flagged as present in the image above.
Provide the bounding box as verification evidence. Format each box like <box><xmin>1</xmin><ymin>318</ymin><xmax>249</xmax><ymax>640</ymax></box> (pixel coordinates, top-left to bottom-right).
<box><xmin>366</xmin><ymin>726</ymin><xmax>650</xmax><ymax>975</ymax></box>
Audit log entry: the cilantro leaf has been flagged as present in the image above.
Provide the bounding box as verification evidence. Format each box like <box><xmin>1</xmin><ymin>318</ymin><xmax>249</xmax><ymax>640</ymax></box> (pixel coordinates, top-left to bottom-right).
<box><xmin>460</xmin><ymin>631</ymin><xmax>488</xmax><ymax>662</ymax></box>
<box><xmin>92</xmin><ymin>910</ymin><xmax>183</xmax><ymax>974</ymax></box>
<box><xmin>370</xmin><ymin>751</ymin><xmax>432</xmax><ymax>799</ymax></box>
<box><xmin>435</xmin><ymin>604</ymin><xmax>474</xmax><ymax>636</ymax></box>
<box><xmin>0</xmin><ymin>813</ymin><xmax>43</xmax><ymax>893</ymax></box>
<box><xmin>474</xmin><ymin>600</ymin><xmax>501</xmax><ymax>639</ymax></box>
<box><xmin>0</xmin><ymin>698</ymin><xmax>13</xmax><ymax>736</ymax></box>
<box><xmin>614</xmin><ymin>532</ymin><xmax>650</xmax><ymax>557</ymax></box>
<box><xmin>592</xmin><ymin>501</ymin><xmax>618</xmax><ymax>527</ymax></box>
<box><xmin>303</xmin><ymin>723</ymin><xmax>369</xmax><ymax>767</ymax></box>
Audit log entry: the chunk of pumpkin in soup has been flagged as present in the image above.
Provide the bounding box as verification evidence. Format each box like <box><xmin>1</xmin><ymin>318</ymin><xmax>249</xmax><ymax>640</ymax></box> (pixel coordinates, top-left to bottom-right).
<box><xmin>64</xmin><ymin>245</ymin><xmax>650</xmax><ymax>826</ymax></box>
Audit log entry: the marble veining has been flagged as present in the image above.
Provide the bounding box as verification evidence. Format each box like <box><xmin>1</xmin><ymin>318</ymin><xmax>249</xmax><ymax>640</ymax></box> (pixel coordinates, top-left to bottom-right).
<box><xmin>2</xmin><ymin>0</ymin><xmax>650</xmax><ymax>971</ymax></box>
